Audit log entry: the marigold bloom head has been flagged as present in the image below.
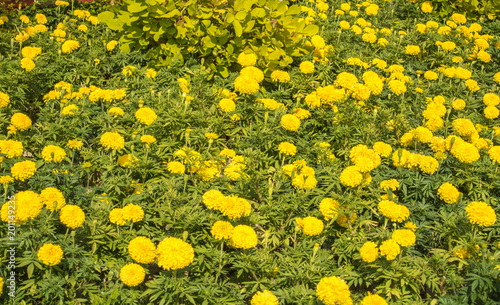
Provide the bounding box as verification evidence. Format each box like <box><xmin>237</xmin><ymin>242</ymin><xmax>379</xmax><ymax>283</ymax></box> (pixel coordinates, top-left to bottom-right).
<box><xmin>465</xmin><ymin>201</ymin><xmax>496</xmax><ymax>227</ymax></box>
<box><xmin>392</xmin><ymin>229</ymin><xmax>416</xmax><ymax>247</ymax></box>
<box><xmin>380</xmin><ymin>239</ymin><xmax>400</xmax><ymax>260</ymax></box>
<box><xmin>41</xmin><ymin>187</ymin><xmax>66</xmax><ymax>211</ymax></box>
<box><xmin>135</xmin><ymin>107</ymin><xmax>157</xmax><ymax>125</ymax></box>
<box><xmin>0</xmin><ymin>140</ymin><xmax>23</xmax><ymax>158</ymax></box>
<box><xmin>234</xmin><ymin>75</ymin><xmax>259</xmax><ymax>94</ymax></box>
<box><xmin>11</xmin><ymin>160</ymin><xmax>37</xmax><ymax>181</ymax></box>
<box><xmin>316</xmin><ymin>276</ymin><xmax>352</xmax><ymax>305</ymax></box>
<box><xmin>280</xmin><ymin>114</ymin><xmax>300</xmax><ymax>131</ymax></box>
<box><xmin>360</xmin><ymin>294</ymin><xmax>388</xmax><ymax>305</ymax></box>
<box><xmin>300</xmin><ymin>61</ymin><xmax>315</xmax><ymax>74</ymax></box>
<box><xmin>67</xmin><ymin>139</ymin><xmax>83</xmax><ymax>150</ymax></box>
<box><xmin>278</xmin><ymin>142</ymin><xmax>297</xmax><ymax>156</ymax></box>
<box><xmin>122</xmin><ymin>204</ymin><xmax>144</xmax><ymax>223</ymax></box>
<box><xmin>360</xmin><ymin>241</ymin><xmax>379</xmax><ymax>263</ymax></box>
<box><xmin>219</xmin><ymin>98</ymin><xmax>236</xmax><ymax>113</ymax></box>
<box><xmin>237</xmin><ymin>52</ymin><xmax>257</xmax><ymax>67</ymax></box>
<box><xmin>340</xmin><ymin>166</ymin><xmax>363</xmax><ymax>187</ymax></box>
<box><xmin>60</xmin><ymin>205</ymin><xmax>85</xmax><ymax>229</ymax></box>
<box><xmin>109</xmin><ymin>208</ymin><xmax>126</xmax><ymax>225</ymax></box>
<box><xmin>437</xmin><ymin>182</ymin><xmax>460</xmax><ymax>204</ymax></box>
<box><xmin>1</xmin><ymin>190</ymin><xmax>42</xmax><ymax>225</ymax></box>
<box><xmin>38</xmin><ymin>244</ymin><xmax>63</xmax><ymax>266</ymax></box>
<box><xmin>157</xmin><ymin>237</ymin><xmax>194</xmax><ymax>270</ymax></box>
<box><xmin>296</xmin><ymin>216</ymin><xmax>324</xmax><ymax>236</ymax></box>
<box><xmin>270</xmin><ymin>70</ymin><xmax>290</xmax><ymax>83</ymax></box>
<box><xmin>251</xmin><ymin>290</ymin><xmax>279</xmax><ymax>305</ymax></box>
<box><xmin>61</xmin><ymin>40</ymin><xmax>80</xmax><ymax>53</ymax></box>
<box><xmin>377</xmin><ymin>200</ymin><xmax>409</xmax><ymax>223</ymax></box>
<box><xmin>141</xmin><ymin>135</ymin><xmax>156</xmax><ymax>144</ymax></box>
<box><xmin>120</xmin><ymin>263</ymin><xmax>145</xmax><ymax>287</ymax></box>
<box><xmin>210</xmin><ymin>220</ymin><xmax>234</xmax><ymax>240</ymax></box>
<box><xmin>11</xmin><ymin>113</ymin><xmax>32</xmax><ymax>131</ymax></box>
<box><xmin>230</xmin><ymin>225</ymin><xmax>258</xmax><ymax>249</ymax></box>
<box><xmin>42</xmin><ymin>145</ymin><xmax>66</xmax><ymax>162</ymax></box>
<box><xmin>100</xmin><ymin>132</ymin><xmax>125</xmax><ymax>150</ymax></box>
<box><xmin>128</xmin><ymin>236</ymin><xmax>157</xmax><ymax>264</ymax></box>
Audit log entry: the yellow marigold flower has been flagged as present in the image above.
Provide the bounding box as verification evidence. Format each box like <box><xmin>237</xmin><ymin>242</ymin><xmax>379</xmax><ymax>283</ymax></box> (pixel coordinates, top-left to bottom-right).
<box><xmin>424</xmin><ymin>71</ymin><xmax>438</xmax><ymax>81</ymax></box>
<box><xmin>234</xmin><ymin>75</ymin><xmax>259</xmax><ymax>94</ymax></box>
<box><xmin>373</xmin><ymin>142</ymin><xmax>392</xmax><ymax>157</ymax></box>
<box><xmin>128</xmin><ymin>236</ymin><xmax>157</xmax><ymax>264</ymax></box>
<box><xmin>61</xmin><ymin>104</ymin><xmax>78</xmax><ymax>116</ymax></box>
<box><xmin>489</xmin><ymin>146</ymin><xmax>500</xmax><ymax>163</ymax></box>
<box><xmin>280</xmin><ymin>114</ymin><xmax>300</xmax><ymax>131</ymax></box>
<box><xmin>20</xmin><ymin>15</ymin><xmax>29</xmax><ymax>23</ymax></box>
<box><xmin>20</xmin><ymin>57</ymin><xmax>35</xmax><ymax>72</ymax></box>
<box><xmin>61</xmin><ymin>40</ymin><xmax>80</xmax><ymax>53</ymax></box>
<box><xmin>166</xmin><ymin>161</ymin><xmax>185</xmax><ymax>174</ymax></box>
<box><xmin>109</xmin><ymin>208</ymin><xmax>126</xmax><ymax>225</ymax></box>
<box><xmin>449</xmin><ymin>139</ymin><xmax>480</xmax><ymax>163</ymax></box>
<box><xmin>157</xmin><ymin>237</ymin><xmax>194</xmax><ymax>270</ymax></box>
<box><xmin>251</xmin><ymin>290</ymin><xmax>279</xmax><ymax>305</ymax></box>
<box><xmin>239</xmin><ymin>66</ymin><xmax>264</xmax><ymax>83</ymax></box>
<box><xmin>340</xmin><ymin>166</ymin><xmax>363</xmax><ymax>188</ymax></box>
<box><xmin>117</xmin><ymin>154</ymin><xmax>138</xmax><ymax>168</ymax></box>
<box><xmin>21</xmin><ymin>46</ymin><xmax>42</xmax><ymax>60</ymax></box>
<box><xmin>380</xmin><ymin>179</ymin><xmax>399</xmax><ymax>191</ymax></box>
<box><xmin>360</xmin><ymin>294</ymin><xmax>387</xmax><ymax>305</ymax></box>
<box><xmin>211</xmin><ymin>221</ymin><xmax>234</xmax><ymax>240</ymax></box>
<box><xmin>41</xmin><ymin>187</ymin><xmax>66</xmax><ymax>211</ymax></box>
<box><xmin>377</xmin><ymin>200</ymin><xmax>409</xmax><ymax>223</ymax></box>
<box><xmin>311</xmin><ymin>35</ymin><xmax>325</xmax><ymax>49</ymax></box>
<box><xmin>60</xmin><ymin>205</ymin><xmax>85</xmax><ymax>229</ymax></box>
<box><xmin>300</xmin><ymin>61</ymin><xmax>315</xmax><ymax>74</ymax></box>
<box><xmin>452</xmin><ymin>99</ymin><xmax>466</xmax><ymax>110</ymax></box>
<box><xmin>219</xmin><ymin>98</ymin><xmax>236</xmax><ymax>113</ymax></box>
<box><xmin>66</xmin><ymin>139</ymin><xmax>83</xmax><ymax>150</ymax></box>
<box><xmin>11</xmin><ymin>160</ymin><xmax>36</xmax><ymax>181</ymax></box>
<box><xmin>465</xmin><ymin>201</ymin><xmax>496</xmax><ymax>227</ymax></box>
<box><xmin>418</xmin><ymin>155</ymin><xmax>439</xmax><ymax>175</ymax></box>
<box><xmin>11</xmin><ymin>113</ymin><xmax>32</xmax><ymax>131</ymax></box>
<box><xmin>205</xmin><ymin>132</ymin><xmax>218</xmax><ymax>140</ymax></box>
<box><xmin>230</xmin><ymin>225</ymin><xmax>258</xmax><ymax>249</ymax></box>
<box><xmin>437</xmin><ymin>182</ymin><xmax>460</xmax><ymax>204</ymax></box>
<box><xmin>42</xmin><ymin>145</ymin><xmax>66</xmax><ymax>162</ymax></box>
<box><xmin>278</xmin><ymin>142</ymin><xmax>296</xmax><ymax>156</ymax></box>
<box><xmin>120</xmin><ymin>263</ymin><xmax>145</xmax><ymax>287</ymax></box>
<box><xmin>202</xmin><ymin>189</ymin><xmax>226</xmax><ymax>210</ymax></box>
<box><xmin>55</xmin><ymin>0</ymin><xmax>69</xmax><ymax>5</ymax></box>
<box><xmin>38</xmin><ymin>244</ymin><xmax>63</xmax><ymax>266</ymax></box>
<box><xmin>237</xmin><ymin>52</ymin><xmax>257</xmax><ymax>67</ymax></box>
<box><xmin>380</xmin><ymin>239</ymin><xmax>400</xmax><ymax>260</ymax></box>
<box><xmin>100</xmin><ymin>132</ymin><xmax>125</xmax><ymax>150</ymax></box>
<box><xmin>141</xmin><ymin>135</ymin><xmax>156</xmax><ymax>144</ymax></box>
<box><xmin>221</xmin><ymin>195</ymin><xmax>251</xmax><ymax>219</ymax></box>
<box><xmin>319</xmin><ymin>198</ymin><xmax>340</xmax><ymax>220</ymax></box>
<box><xmin>405</xmin><ymin>45</ymin><xmax>420</xmax><ymax>55</ymax></box>
<box><xmin>0</xmin><ymin>176</ymin><xmax>14</xmax><ymax>186</ymax></box>
<box><xmin>145</xmin><ymin>68</ymin><xmax>157</xmax><ymax>79</ymax></box>
<box><xmin>360</xmin><ymin>241</ymin><xmax>379</xmax><ymax>263</ymax></box>
<box><xmin>451</xmin><ymin>13</ymin><xmax>467</xmax><ymax>24</ymax></box>
<box><xmin>135</xmin><ymin>107</ymin><xmax>157</xmax><ymax>125</ymax></box>
<box><xmin>1</xmin><ymin>190</ymin><xmax>42</xmax><ymax>225</ymax></box>
<box><xmin>388</xmin><ymin>80</ymin><xmax>406</xmax><ymax>96</ymax></box>
<box><xmin>421</xmin><ymin>1</ymin><xmax>432</xmax><ymax>13</ymax></box>
<box><xmin>0</xmin><ymin>91</ymin><xmax>10</xmax><ymax>108</ymax></box>
<box><xmin>108</xmin><ymin>107</ymin><xmax>125</xmax><ymax>116</ymax></box>
<box><xmin>270</xmin><ymin>70</ymin><xmax>290</xmax><ymax>83</ymax></box>
<box><xmin>316</xmin><ymin>276</ymin><xmax>352</xmax><ymax>305</ymax></box>
<box><xmin>296</xmin><ymin>216</ymin><xmax>324</xmax><ymax>236</ymax></box>
<box><xmin>122</xmin><ymin>65</ymin><xmax>136</xmax><ymax>76</ymax></box>
<box><xmin>78</xmin><ymin>24</ymin><xmax>87</xmax><ymax>32</ymax></box>
<box><xmin>484</xmin><ymin>106</ymin><xmax>499</xmax><ymax>119</ymax></box>
<box><xmin>362</xmin><ymin>33</ymin><xmax>377</xmax><ymax>43</ymax></box>
<box><xmin>293</xmin><ymin>108</ymin><xmax>311</xmax><ymax>119</ymax></box>
<box><xmin>0</xmin><ymin>140</ymin><xmax>23</xmax><ymax>158</ymax></box>
<box><xmin>107</xmin><ymin>40</ymin><xmax>118</xmax><ymax>51</ymax></box>
<box><xmin>483</xmin><ymin>93</ymin><xmax>500</xmax><ymax>106</ymax></box>
<box><xmin>465</xmin><ymin>79</ymin><xmax>480</xmax><ymax>92</ymax></box>
<box><xmin>392</xmin><ymin>229</ymin><xmax>416</xmax><ymax>247</ymax></box>
<box><xmin>122</xmin><ymin>204</ymin><xmax>144</xmax><ymax>223</ymax></box>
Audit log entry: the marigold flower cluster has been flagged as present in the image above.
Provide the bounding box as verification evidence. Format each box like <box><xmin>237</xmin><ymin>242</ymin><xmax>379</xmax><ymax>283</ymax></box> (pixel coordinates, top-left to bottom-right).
<box><xmin>38</xmin><ymin>243</ymin><xmax>64</xmax><ymax>266</ymax></box>
<box><xmin>360</xmin><ymin>241</ymin><xmax>379</xmax><ymax>263</ymax></box>
<box><xmin>296</xmin><ymin>216</ymin><xmax>324</xmax><ymax>236</ymax></box>
<box><xmin>128</xmin><ymin>236</ymin><xmax>157</xmax><ymax>264</ymax></box>
<box><xmin>120</xmin><ymin>263</ymin><xmax>145</xmax><ymax>287</ymax></box>
<box><xmin>437</xmin><ymin>182</ymin><xmax>460</xmax><ymax>204</ymax></box>
<box><xmin>377</xmin><ymin>200</ymin><xmax>410</xmax><ymax>223</ymax></box>
<box><xmin>465</xmin><ymin>201</ymin><xmax>496</xmax><ymax>227</ymax></box>
<box><xmin>109</xmin><ymin>204</ymin><xmax>144</xmax><ymax>225</ymax></box>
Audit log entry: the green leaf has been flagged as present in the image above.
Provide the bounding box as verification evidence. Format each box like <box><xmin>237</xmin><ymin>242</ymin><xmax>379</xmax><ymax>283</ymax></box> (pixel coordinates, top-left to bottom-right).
<box><xmin>233</xmin><ymin>20</ymin><xmax>243</xmax><ymax>37</ymax></box>
<box><xmin>303</xmin><ymin>24</ymin><xmax>319</xmax><ymax>35</ymax></box>
<box><xmin>128</xmin><ymin>1</ymin><xmax>148</xmax><ymax>13</ymax></box>
<box><xmin>251</xmin><ymin>7</ymin><xmax>266</xmax><ymax>18</ymax></box>
<box><xmin>97</xmin><ymin>11</ymin><xmax>115</xmax><ymax>23</ymax></box>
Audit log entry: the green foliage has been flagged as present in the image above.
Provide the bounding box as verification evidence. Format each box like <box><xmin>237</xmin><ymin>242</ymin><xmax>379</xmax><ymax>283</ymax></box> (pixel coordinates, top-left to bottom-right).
<box><xmin>97</xmin><ymin>0</ymin><xmax>319</xmax><ymax>76</ymax></box>
<box><xmin>422</xmin><ymin>0</ymin><xmax>500</xmax><ymax>20</ymax></box>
